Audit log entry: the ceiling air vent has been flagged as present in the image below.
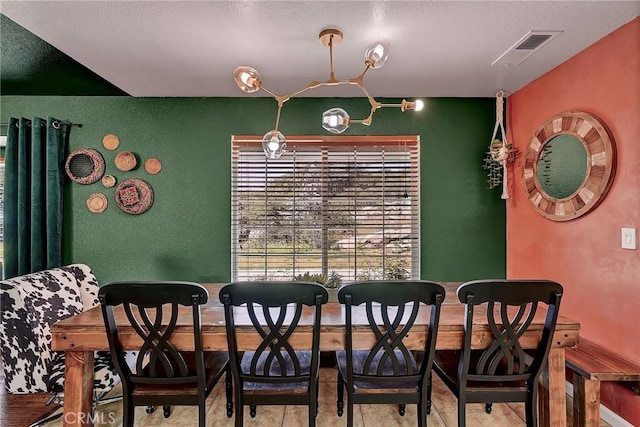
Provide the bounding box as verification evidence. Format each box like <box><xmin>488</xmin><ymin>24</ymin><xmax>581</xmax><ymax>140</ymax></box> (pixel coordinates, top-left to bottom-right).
<box><xmin>492</xmin><ymin>30</ymin><xmax>563</xmax><ymax>66</ymax></box>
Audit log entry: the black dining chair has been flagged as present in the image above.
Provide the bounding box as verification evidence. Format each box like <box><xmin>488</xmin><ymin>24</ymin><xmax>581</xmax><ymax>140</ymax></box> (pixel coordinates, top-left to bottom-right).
<box><xmin>98</xmin><ymin>281</ymin><xmax>232</xmax><ymax>427</ymax></box>
<box><xmin>336</xmin><ymin>280</ymin><xmax>446</xmax><ymax>427</ymax></box>
<box><xmin>219</xmin><ymin>281</ymin><xmax>328</xmax><ymax>427</ymax></box>
<box><xmin>428</xmin><ymin>279</ymin><xmax>563</xmax><ymax>427</ymax></box>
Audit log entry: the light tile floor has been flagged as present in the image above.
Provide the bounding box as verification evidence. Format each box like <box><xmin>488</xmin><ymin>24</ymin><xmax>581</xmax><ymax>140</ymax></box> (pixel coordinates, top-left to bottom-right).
<box><xmin>43</xmin><ymin>367</ymin><xmax>611</xmax><ymax>426</ymax></box>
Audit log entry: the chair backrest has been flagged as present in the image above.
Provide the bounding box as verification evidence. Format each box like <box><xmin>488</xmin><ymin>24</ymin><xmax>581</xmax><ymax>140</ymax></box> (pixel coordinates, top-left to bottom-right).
<box><xmin>219</xmin><ymin>281</ymin><xmax>328</xmax><ymax>385</ymax></box>
<box><xmin>338</xmin><ymin>280</ymin><xmax>446</xmax><ymax>382</ymax></box>
<box><xmin>98</xmin><ymin>281</ymin><xmax>209</xmax><ymax>392</ymax></box>
<box><xmin>456</xmin><ymin>279</ymin><xmax>563</xmax><ymax>385</ymax></box>
<box><xmin>0</xmin><ymin>264</ymin><xmax>99</xmax><ymax>393</ymax></box>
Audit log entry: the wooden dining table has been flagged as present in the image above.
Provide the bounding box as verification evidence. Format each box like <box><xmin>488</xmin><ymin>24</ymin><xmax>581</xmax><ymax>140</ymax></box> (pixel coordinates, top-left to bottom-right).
<box><xmin>51</xmin><ymin>282</ymin><xmax>579</xmax><ymax>427</ymax></box>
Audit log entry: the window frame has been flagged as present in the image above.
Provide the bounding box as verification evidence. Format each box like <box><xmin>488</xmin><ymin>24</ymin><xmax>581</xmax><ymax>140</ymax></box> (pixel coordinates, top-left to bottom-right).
<box><xmin>231</xmin><ymin>135</ymin><xmax>420</xmax><ymax>282</ymax></box>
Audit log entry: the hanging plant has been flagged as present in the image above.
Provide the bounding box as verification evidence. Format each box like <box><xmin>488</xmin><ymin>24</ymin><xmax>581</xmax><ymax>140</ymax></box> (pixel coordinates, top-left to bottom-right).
<box><xmin>483</xmin><ymin>139</ymin><xmax>518</xmax><ymax>190</ymax></box>
<box><xmin>483</xmin><ymin>141</ymin><xmax>504</xmax><ymax>190</ymax></box>
<box><xmin>484</xmin><ymin>92</ymin><xmax>519</xmax><ymax>199</ymax></box>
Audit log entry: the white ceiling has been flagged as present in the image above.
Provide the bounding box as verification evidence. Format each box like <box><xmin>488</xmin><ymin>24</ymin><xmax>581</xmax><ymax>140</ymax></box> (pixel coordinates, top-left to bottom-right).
<box><xmin>2</xmin><ymin>1</ymin><xmax>638</xmax><ymax>98</ymax></box>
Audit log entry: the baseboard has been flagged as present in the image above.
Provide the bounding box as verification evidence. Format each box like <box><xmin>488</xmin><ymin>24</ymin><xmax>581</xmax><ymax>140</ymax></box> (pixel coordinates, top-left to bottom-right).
<box><xmin>565</xmin><ymin>381</ymin><xmax>634</xmax><ymax>427</ymax></box>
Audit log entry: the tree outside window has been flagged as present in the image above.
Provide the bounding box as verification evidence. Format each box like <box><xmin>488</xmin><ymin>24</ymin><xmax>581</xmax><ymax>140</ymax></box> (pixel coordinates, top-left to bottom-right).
<box><xmin>231</xmin><ymin>136</ymin><xmax>420</xmax><ymax>285</ymax></box>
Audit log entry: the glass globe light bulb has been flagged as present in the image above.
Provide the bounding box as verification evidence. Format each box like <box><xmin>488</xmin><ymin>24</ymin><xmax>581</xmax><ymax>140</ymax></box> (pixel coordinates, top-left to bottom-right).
<box><xmin>322</xmin><ymin>108</ymin><xmax>350</xmax><ymax>134</ymax></box>
<box><xmin>262</xmin><ymin>130</ymin><xmax>286</xmax><ymax>159</ymax></box>
<box><xmin>414</xmin><ymin>100</ymin><xmax>424</xmax><ymax>111</ymax></box>
<box><xmin>364</xmin><ymin>39</ymin><xmax>390</xmax><ymax>69</ymax></box>
<box><xmin>234</xmin><ymin>66</ymin><xmax>262</xmax><ymax>93</ymax></box>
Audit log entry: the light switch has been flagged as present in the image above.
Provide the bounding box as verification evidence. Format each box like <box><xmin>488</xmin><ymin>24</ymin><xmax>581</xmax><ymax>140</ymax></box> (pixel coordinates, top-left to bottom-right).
<box><xmin>621</xmin><ymin>228</ymin><xmax>637</xmax><ymax>250</ymax></box>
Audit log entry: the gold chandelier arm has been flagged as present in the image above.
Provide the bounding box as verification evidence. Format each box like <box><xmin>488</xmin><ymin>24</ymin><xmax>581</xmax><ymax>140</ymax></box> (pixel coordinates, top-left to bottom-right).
<box><xmin>280</xmin><ymin>74</ymin><xmax>385</xmax><ymax>127</ymax></box>
<box><xmin>276</xmin><ymin>81</ymin><xmax>324</xmax><ymax>103</ymax></box>
<box><xmin>260</xmin><ymin>86</ymin><xmax>279</xmax><ymax>98</ymax></box>
<box><xmin>350</xmin><ymin>103</ymin><xmax>379</xmax><ymax>126</ymax></box>
<box><xmin>358</xmin><ymin>83</ymin><xmax>379</xmax><ymax>108</ymax></box>
<box><xmin>359</xmin><ymin>83</ymin><xmax>382</xmax><ymax>127</ymax></box>
<box><xmin>352</xmin><ymin>63</ymin><xmax>373</xmax><ymax>85</ymax></box>
<box><xmin>379</xmin><ymin>102</ymin><xmax>404</xmax><ymax>108</ymax></box>
<box><xmin>277</xmin><ymin>77</ymin><xmax>368</xmax><ymax>103</ymax></box>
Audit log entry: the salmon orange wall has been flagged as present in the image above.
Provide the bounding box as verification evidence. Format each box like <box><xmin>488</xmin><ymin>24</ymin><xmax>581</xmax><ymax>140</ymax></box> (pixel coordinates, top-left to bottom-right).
<box><xmin>507</xmin><ymin>18</ymin><xmax>640</xmax><ymax>425</ymax></box>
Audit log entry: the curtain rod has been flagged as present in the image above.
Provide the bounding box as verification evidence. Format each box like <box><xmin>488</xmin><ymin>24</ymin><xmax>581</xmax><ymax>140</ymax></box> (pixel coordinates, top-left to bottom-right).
<box><xmin>1</xmin><ymin>121</ymin><xmax>83</xmax><ymax>128</ymax></box>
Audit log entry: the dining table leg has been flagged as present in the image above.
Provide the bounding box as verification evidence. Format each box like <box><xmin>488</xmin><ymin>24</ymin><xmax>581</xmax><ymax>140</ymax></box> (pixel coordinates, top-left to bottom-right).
<box><xmin>62</xmin><ymin>351</ymin><xmax>95</xmax><ymax>427</ymax></box>
<box><xmin>538</xmin><ymin>370</ymin><xmax>549</xmax><ymax>426</ymax></box>
<box><xmin>543</xmin><ymin>346</ymin><xmax>567</xmax><ymax>427</ymax></box>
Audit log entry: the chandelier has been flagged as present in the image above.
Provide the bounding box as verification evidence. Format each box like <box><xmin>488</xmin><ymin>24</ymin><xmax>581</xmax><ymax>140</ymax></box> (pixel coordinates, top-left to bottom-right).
<box><xmin>233</xmin><ymin>28</ymin><xmax>424</xmax><ymax>158</ymax></box>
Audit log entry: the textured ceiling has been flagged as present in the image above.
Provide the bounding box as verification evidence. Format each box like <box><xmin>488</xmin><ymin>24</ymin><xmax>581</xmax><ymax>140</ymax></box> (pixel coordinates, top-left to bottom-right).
<box><xmin>1</xmin><ymin>1</ymin><xmax>638</xmax><ymax>98</ymax></box>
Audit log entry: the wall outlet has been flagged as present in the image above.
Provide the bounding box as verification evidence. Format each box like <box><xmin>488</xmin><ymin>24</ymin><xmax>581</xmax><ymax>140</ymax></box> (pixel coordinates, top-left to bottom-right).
<box><xmin>621</xmin><ymin>228</ymin><xmax>637</xmax><ymax>250</ymax></box>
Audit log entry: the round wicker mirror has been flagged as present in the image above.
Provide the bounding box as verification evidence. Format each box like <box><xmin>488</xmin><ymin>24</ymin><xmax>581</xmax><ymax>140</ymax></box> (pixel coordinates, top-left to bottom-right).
<box><xmin>522</xmin><ymin>111</ymin><xmax>616</xmax><ymax>221</ymax></box>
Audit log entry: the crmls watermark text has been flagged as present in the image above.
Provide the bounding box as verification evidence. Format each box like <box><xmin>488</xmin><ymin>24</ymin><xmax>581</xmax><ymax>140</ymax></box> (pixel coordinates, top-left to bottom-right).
<box><xmin>64</xmin><ymin>412</ymin><xmax>117</xmax><ymax>425</ymax></box>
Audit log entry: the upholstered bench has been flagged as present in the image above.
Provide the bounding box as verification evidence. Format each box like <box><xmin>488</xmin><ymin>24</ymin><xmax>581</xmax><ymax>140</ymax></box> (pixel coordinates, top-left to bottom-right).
<box><xmin>565</xmin><ymin>338</ymin><xmax>640</xmax><ymax>427</ymax></box>
<box><xmin>0</xmin><ymin>264</ymin><xmax>120</xmax><ymax>394</ymax></box>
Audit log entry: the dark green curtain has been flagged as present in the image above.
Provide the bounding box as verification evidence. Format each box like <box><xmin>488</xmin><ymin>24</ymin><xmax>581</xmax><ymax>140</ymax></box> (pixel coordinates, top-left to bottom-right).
<box><xmin>3</xmin><ymin>117</ymin><xmax>68</xmax><ymax>278</ymax></box>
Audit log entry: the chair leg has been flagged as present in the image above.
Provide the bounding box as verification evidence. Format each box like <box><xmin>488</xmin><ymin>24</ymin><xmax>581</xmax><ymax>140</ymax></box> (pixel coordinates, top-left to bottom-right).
<box><xmin>426</xmin><ymin>372</ymin><xmax>432</xmax><ymax>415</ymax></box>
<box><xmin>250</xmin><ymin>405</ymin><xmax>257</xmax><ymax>418</ymax></box>
<box><xmin>525</xmin><ymin>398</ymin><xmax>536</xmax><ymax>427</ymax></box>
<box><xmin>485</xmin><ymin>403</ymin><xmax>492</xmax><ymax>414</ymax></box>
<box><xmin>458</xmin><ymin>398</ymin><xmax>466</xmax><ymax>427</ymax></box>
<box><xmin>346</xmin><ymin>391</ymin><xmax>354</xmax><ymax>427</ymax></box>
<box><xmin>234</xmin><ymin>397</ymin><xmax>243</xmax><ymax>427</ymax></box>
<box><xmin>526</xmin><ymin>387</ymin><xmax>538</xmax><ymax>427</ymax></box>
<box><xmin>315</xmin><ymin>379</ymin><xmax>320</xmax><ymax>416</ymax></box>
<box><xmin>309</xmin><ymin>391</ymin><xmax>317</xmax><ymax>427</ymax></box>
<box><xmin>198</xmin><ymin>399</ymin><xmax>206</xmax><ymax>427</ymax></box>
<box><xmin>399</xmin><ymin>403</ymin><xmax>406</xmax><ymax>416</ymax></box>
<box><xmin>225</xmin><ymin>368</ymin><xmax>233</xmax><ymax>418</ymax></box>
<box><xmin>163</xmin><ymin>405</ymin><xmax>171</xmax><ymax>418</ymax></box>
<box><xmin>123</xmin><ymin>396</ymin><xmax>134</xmax><ymax>427</ymax></box>
<box><xmin>337</xmin><ymin>371</ymin><xmax>344</xmax><ymax>416</ymax></box>
<box><xmin>418</xmin><ymin>401</ymin><xmax>427</xmax><ymax>427</ymax></box>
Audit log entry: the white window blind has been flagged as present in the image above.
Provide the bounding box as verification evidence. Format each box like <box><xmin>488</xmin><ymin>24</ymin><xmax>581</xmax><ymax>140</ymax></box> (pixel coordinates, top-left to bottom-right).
<box><xmin>231</xmin><ymin>135</ymin><xmax>420</xmax><ymax>283</ymax></box>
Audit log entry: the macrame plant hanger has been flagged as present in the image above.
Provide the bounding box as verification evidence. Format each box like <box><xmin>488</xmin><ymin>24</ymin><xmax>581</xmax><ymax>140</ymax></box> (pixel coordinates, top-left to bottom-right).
<box><xmin>489</xmin><ymin>90</ymin><xmax>510</xmax><ymax>199</ymax></box>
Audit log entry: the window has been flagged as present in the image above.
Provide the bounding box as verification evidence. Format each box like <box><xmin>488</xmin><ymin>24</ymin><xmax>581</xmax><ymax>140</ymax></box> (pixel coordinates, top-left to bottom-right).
<box><xmin>231</xmin><ymin>135</ymin><xmax>420</xmax><ymax>283</ymax></box>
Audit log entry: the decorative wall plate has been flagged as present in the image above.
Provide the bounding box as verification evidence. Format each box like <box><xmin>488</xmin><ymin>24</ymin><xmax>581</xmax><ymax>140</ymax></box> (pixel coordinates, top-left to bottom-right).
<box><xmin>114</xmin><ymin>178</ymin><xmax>154</xmax><ymax>215</ymax></box>
<box><xmin>102</xmin><ymin>134</ymin><xmax>120</xmax><ymax>151</ymax></box>
<box><xmin>144</xmin><ymin>157</ymin><xmax>162</xmax><ymax>175</ymax></box>
<box><xmin>102</xmin><ymin>174</ymin><xmax>116</xmax><ymax>188</ymax></box>
<box><xmin>115</xmin><ymin>151</ymin><xmax>137</xmax><ymax>171</ymax></box>
<box><xmin>86</xmin><ymin>192</ymin><xmax>108</xmax><ymax>213</ymax></box>
<box><xmin>65</xmin><ymin>148</ymin><xmax>106</xmax><ymax>185</ymax></box>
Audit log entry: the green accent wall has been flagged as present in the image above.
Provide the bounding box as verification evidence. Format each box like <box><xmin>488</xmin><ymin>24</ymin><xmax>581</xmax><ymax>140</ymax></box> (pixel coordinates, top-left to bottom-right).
<box><xmin>0</xmin><ymin>14</ymin><xmax>127</xmax><ymax>96</ymax></box>
<box><xmin>1</xmin><ymin>96</ymin><xmax>505</xmax><ymax>284</ymax></box>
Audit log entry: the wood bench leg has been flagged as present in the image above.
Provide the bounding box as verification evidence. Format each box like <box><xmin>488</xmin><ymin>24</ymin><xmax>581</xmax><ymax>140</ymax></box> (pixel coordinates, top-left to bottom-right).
<box><xmin>573</xmin><ymin>375</ymin><xmax>600</xmax><ymax>427</ymax></box>
<box><xmin>538</xmin><ymin>370</ymin><xmax>550</xmax><ymax>427</ymax></box>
